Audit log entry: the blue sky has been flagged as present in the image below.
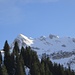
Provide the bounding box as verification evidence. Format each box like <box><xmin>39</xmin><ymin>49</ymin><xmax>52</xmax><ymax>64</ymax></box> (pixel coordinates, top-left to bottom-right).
<box><xmin>0</xmin><ymin>0</ymin><xmax>75</xmax><ymax>48</ymax></box>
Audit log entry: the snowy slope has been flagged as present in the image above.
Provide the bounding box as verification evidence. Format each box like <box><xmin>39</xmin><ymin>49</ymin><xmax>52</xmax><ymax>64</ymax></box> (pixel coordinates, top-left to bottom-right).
<box><xmin>11</xmin><ymin>34</ymin><xmax>33</xmax><ymax>49</ymax></box>
<box><xmin>12</xmin><ymin>34</ymin><xmax>75</xmax><ymax>70</ymax></box>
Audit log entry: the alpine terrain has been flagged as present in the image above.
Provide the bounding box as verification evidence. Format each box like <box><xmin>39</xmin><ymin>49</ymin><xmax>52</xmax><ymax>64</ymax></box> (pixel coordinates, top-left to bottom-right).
<box><xmin>11</xmin><ymin>34</ymin><xmax>75</xmax><ymax>70</ymax></box>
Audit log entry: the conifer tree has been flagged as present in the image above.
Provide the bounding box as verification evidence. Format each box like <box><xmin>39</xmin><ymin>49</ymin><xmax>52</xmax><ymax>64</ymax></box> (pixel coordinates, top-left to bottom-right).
<box><xmin>9</xmin><ymin>53</ymin><xmax>16</xmax><ymax>75</ymax></box>
<box><xmin>0</xmin><ymin>66</ymin><xmax>1</xmax><ymax>75</ymax></box>
<box><xmin>40</xmin><ymin>62</ymin><xmax>45</xmax><ymax>75</ymax></box>
<box><xmin>45</xmin><ymin>63</ymin><xmax>52</xmax><ymax>75</ymax></box>
<box><xmin>30</xmin><ymin>62</ymin><xmax>40</xmax><ymax>75</ymax></box>
<box><xmin>13</xmin><ymin>41</ymin><xmax>19</xmax><ymax>55</ymax></box>
<box><xmin>21</xmin><ymin>46</ymin><xmax>25</xmax><ymax>55</ymax></box>
<box><xmin>3</xmin><ymin>40</ymin><xmax>11</xmax><ymax>75</ymax></box>
<box><xmin>15</xmin><ymin>53</ymin><xmax>26</xmax><ymax>75</ymax></box>
<box><xmin>1</xmin><ymin>64</ymin><xmax>8</xmax><ymax>75</ymax></box>
<box><xmin>13</xmin><ymin>43</ymin><xmax>26</xmax><ymax>75</ymax></box>
<box><xmin>3</xmin><ymin>40</ymin><xmax>10</xmax><ymax>52</ymax></box>
<box><xmin>21</xmin><ymin>46</ymin><xmax>25</xmax><ymax>64</ymax></box>
<box><xmin>20</xmin><ymin>53</ymin><xmax>25</xmax><ymax>74</ymax></box>
<box><xmin>4</xmin><ymin>54</ymin><xmax>13</xmax><ymax>75</ymax></box>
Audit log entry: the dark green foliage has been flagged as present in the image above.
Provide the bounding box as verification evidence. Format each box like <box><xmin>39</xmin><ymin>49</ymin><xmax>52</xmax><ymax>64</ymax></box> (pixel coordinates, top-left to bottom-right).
<box><xmin>13</xmin><ymin>45</ymin><xmax>25</xmax><ymax>75</ymax></box>
<box><xmin>4</xmin><ymin>53</ymin><xmax>14</xmax><ymax>75</ymax></box>
<box><xmin>1</xmin><ymin>64</ymin><xmax>8</xmax><ymax>75</ymax></box>
<box><xmin>15</xmin><ymin>54</ymin><xmax>25</xmax><ymax>75</ymax></box>
<box><xmin>40</xmin><ymin>62</ymin><xmax>45</xmax><ymax>75</ymax></box>
<box><xmin>41</xmin><ymin>53</ymin><xmax>52</xmax><ymax>75</ymax></box>
<box><xmin>3</xmin><ymin>40</ymin><xmax>10</xmax><ymax>52</ymax></box>
<box><xmin>30</xmin><ymin>62</ymin><xmax>40</xmax><ymax>75</ymax></box>
<box><xmin>13</xmin><ymin>41</ymin><xmax>20</xmax><ymax>55</ymax></box>
<box><xmin>0</xmin><ymin>40</ymin><xmax>75</xmax><ymax>75</ymax></box>
<box><xmin>21</xmin><ymin>46</ymin><xmax>39</xmax><ymax>68</ymax></box>
<box><xmin>3</xmin><ymin>40</ymin><xmax>12</xmax><ymax>75</ymax></box>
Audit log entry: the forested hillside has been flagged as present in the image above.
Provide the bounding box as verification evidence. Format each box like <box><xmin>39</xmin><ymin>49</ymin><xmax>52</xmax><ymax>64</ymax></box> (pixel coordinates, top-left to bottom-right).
<box><xmin>0</xmin><ymin>40</ymin><xmax>75</xmax><ymax>75</ymax></box>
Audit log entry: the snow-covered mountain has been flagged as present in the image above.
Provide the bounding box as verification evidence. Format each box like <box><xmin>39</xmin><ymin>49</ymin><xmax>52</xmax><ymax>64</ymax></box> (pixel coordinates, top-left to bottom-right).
<box><xmin>12</xmin><ymin>34</ymin><xmax>75</xmax><ymax>70</ymax></box>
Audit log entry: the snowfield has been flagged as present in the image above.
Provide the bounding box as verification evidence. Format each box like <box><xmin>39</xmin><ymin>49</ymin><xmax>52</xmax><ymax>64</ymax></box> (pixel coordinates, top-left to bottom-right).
<box><xmin>11</xmin><ymin>34</ymin><xmax>75</xmax><ymax>70</ymax></box>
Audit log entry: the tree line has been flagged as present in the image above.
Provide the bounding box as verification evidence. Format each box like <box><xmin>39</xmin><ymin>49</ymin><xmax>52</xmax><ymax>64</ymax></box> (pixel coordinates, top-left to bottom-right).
<box><xmin>0</xmin><ymin>40</ymin><xmax>75</xmax><ymax>75</ymax></box>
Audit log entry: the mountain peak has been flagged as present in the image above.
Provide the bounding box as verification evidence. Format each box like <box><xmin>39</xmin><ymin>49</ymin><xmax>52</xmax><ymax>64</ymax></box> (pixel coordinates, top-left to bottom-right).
<box><xmin>18</xmin><ymin>34</ymin><xmax>28</xmax><ymax>39</ymax></box>
<box><xmin>49</xmin><ymin>34</ymin><xmax>59</xmax><ymax>39</ymax></box>
<box><xmin>11</xmin><ymin>34</ymin><xmax>33</xmax><ymax>49</ymax></box>
<box><xmin>18</xmin><ymin>34</ymin><xmax>33</xmax><ymax>46</ymax></box>
<box><xmin>11</xmin><ymin>33</ymin><xmax>75</xmax><ymax>70</ymax></box>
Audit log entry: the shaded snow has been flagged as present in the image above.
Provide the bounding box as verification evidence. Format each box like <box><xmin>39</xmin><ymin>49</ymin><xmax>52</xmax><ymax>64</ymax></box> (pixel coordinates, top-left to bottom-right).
<box><xmin>1</xmin><ymin>51</ymin><xmax>4</xmax><ymax>64</ymax></box>
<box><xmin>25</xmin><ymin>66</ymin><xmax>30</xmax><ymax>75</ymax></box>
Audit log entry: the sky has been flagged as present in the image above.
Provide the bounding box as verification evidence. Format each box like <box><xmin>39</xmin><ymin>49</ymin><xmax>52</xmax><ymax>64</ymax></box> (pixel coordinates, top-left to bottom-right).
<box><xmin>0</xmin><ymin>0</ymin><xmax>75</xmax><ymax>49</ymax></box>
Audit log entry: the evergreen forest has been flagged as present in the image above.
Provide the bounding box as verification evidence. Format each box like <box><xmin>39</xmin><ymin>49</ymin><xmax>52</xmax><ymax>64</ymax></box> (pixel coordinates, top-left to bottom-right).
<box><xmin>0</xmin><ymin>40</ymin><xmax>75</xmax><ymax>75</ymax></box>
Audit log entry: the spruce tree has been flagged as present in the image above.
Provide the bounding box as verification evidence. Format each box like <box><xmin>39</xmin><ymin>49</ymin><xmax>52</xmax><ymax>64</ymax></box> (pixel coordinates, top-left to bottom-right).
<box><xmin>21</xmin><ymin>46</ymin><xmax>25</xmax><ymax>64</ymax></box>
<box><xmin>20</xmin><ymin>53</ymin><xmax>25</xmax><ymax>75</ymax></box>
<box><xmin>15</xmin><ymin>53</ymin><xmax>26</xmax><ymax>75</ymax></box>
<box><xmin>3</xmin><ymin>40</ymin><xmax>11</xmax><ymax>75</ymax></box>
<box><xmin>40</xmin><ymin>62</ymin><xmax>45</xmax><ymax>75</ymax></box>
<box><xmin>3</xmin><ymin>40</ymin><xmax>10</xmax><ymax>52</ymax></box>
<box><xmin>1</xmin><ymin>64</ymin><xmax>8</xmax><ymax>75</ymax></box>
<box><xmin>30</xmin><ymin>62</ymin><xmax>40</xmax><ymax>75</ymax></box>
<box><xmin>13</xmin><ymin>41</ymin><xmax>19</xmax><ymax>55</ymax></box>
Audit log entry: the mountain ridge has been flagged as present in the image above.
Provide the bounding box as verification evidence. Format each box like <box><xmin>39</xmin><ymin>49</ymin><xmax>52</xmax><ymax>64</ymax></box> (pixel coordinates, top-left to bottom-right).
<box><xmin>11</xmin><ymin>33</ymin><xmax>75</xmax><ymax>70</ymax></box>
